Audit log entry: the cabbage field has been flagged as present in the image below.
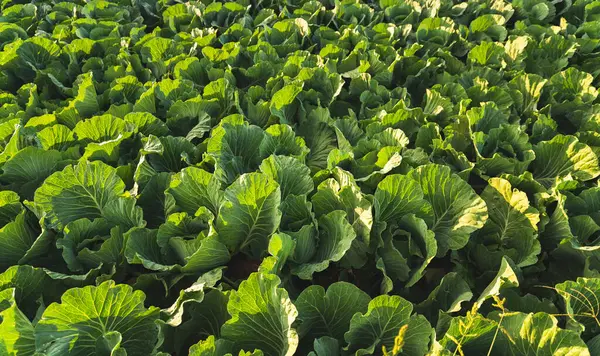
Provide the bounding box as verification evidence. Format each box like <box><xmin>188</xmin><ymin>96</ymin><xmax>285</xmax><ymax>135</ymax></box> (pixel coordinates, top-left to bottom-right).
<box><xmin>1</xmin><ymin>0</ymin><xmax>600</xmax><ymax>355</ymax></box>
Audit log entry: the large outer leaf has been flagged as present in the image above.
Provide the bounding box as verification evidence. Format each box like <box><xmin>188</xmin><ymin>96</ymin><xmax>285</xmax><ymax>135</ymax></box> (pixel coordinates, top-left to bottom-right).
<box><xmin>0</xmin><ymin>288</ymin><xmax>35</xmax><ymax>356</ymax></box>
<box><xmin>126</xmin><ymin>227</ymin><xmax>229</xmax><ymax>273</ymax></box>
<box><xmin>532</xmin><ymin>135</ymin><xmax>600</xmax><ymax>187</ymax></box>
<box><xmin>291</xmin><ymin>210</ymin><xmax>356</xmax><ymax>279</ymax></box>
<box><xmin>508</xmin><ymin>73</ymin><xmax>547</xmax><ymax>114</ymax></box>
<box><xmin>259</xmin><ymin>233</ymin><xmax>296</xmax><ymax>275</ymax></box>
<box><xmin>471</xmin><ymin>178</ymin><xmax>540</xmax><ymax>270</ymax></box>
<box><xmin>376</xmin><ymin>214</ymin><xmax>437</xmax><ymax>293</ymax></box>
<box><xmin>124</xmin><ymin>112</ymin><xmax>169</xmax><ymax>137</ymax></box>
<box><xmin>207</xmin><ymin>121</ymin><xmax>266</xmax><ymax>185</ymax></box>
<box><xmin>407</xmin><ymin>164</ymin><xmax>488</xmax><ymax>256</ymax></box>
<box><xmin>221</xmin><ymin>272</ymin><xmax>298</xmax><ymax>356</ymax></box>
<box><xmin>0</xmin><ymin>191</ymin><xmax>22</xmax><ymax>227</ymax></box>
<box><xmin>298</xmin><ymin>120</ymin><xmax>337</xmax><ymax>173</ymax></box>
<box><xmin>538</xmin><ymin>192</ymin><xmax>572</xmax><ymax>250</ymax></box>
<box><xmin>547</xmin><ymin>67</ymin><xmax>597</xmax><ymax>103</ymax></box>
<box><xmin>0</xmin><ymin>211</ymin><xmax>38</xmax><ymax>269</ymax></box>
<box><xmin>416</xmin><ymin>273</ymin><xmax>473</xmax><ymax>322</ymax></box>
<box><xmin>441</xmin><ymin>305</ymin><xmax>589</xmax><ymax>355</ymax></box>
<box><xmin>56</xmin><ymin>218</ymin><xmax>112</xmax><ymax>272</ymax></box>
<box><xmin>308</xmin><ymin>337</ymin><xmax>340</xmax><ymax>356</ymax></box>
<box><xmin>0</xmin><ymin>265</ymin><xmax>56</xmax><ymax>319</ymax></box>
<box><xmin>440</xmin><ymin>311</ymin><xmax>497</xmax><ymax>354</ymax></box>
<box><xmin>36</xmin><ymin>125</ymin><xmax>76</xmax><ymax>151</ymax></box>
<box><xmin>188</xmin><ymin>335</ymin><xmax>234</xmax><ymax>356</ymax></box>
<box><xmin>141</xmin><ymin>135</ymin><xmax>199</xmax><ymax>175</ymax></box>
<box><xmin>164</xmin><ymin>290</ymin><xmax>230</xmax><ymax>355</ymax></box>
<box><xmin>167</xmin><ymin>167</ymin><xmax>222</xmax><ymax>216</ymax></box>
<box><xmin>56</xmin><ymin>73</ymin><xmax>99</xmax><ymax>129</ymax></box>
<box><xmin>35</xmin><ymin>280</ymin><xmax>160</xmax><ymax>356</ymax></box>
<box><xmin>0</xmin><ymin>147</ymin><xmax>64</xmax><ymax>199</ymax></box>
<box><xmin>475</xmin><ymin>256</ymin><xmax>520</xmax><ymax>308</ymax></box>
<box><xmin>344</xmin><ymin>295</ymin><xmax>432</xmax><ymax>355</ymax></box>
<box><xmin>270</xmin><ymin>84</ymin><xmax>302</xmax><ymax>124</ymax></box>
<box><xmin>311</xmin><ymin>169</ymin><xmax>372</xmax><ymax>238</ymax></box>
<box><xmin>161</xmin><ymin>269</ymin><xmax>224</xmax><ymax>327</ymax></box>
<box><xmin>33</xmin><ymin>161</ymin><xmax>126</xmax><ymax>228</ymax></box>
<box><xmin>136</xmin><ymin>172</ymin><xmax>172</xmax><ymax>228</ymax></box>
<box><xmin>259</xmin><ymin>155</ymin><xmax>313</xmax><ymax>199</ymax></box>
<box><xmin>373</xmin><ymin>174</ymin><xmax>432</xmax><ymax>223</ymax></box>
<box><xmin>556</xmin><ymin>278</ymin><xmax>600</xmax><ymax>338</ymax></box>
<box><xmin>216</xmin><ymin>173</ymin><xmax>282</xmax><ymax>256</ymax></box>
<box><xmin>259</xmin><ymin>124</ymin><xmax>309</xmax><ymax>160</ymax></box>
<box><xmin>492</xmin><ymin>312</ymin><xmax>590</xmax><ymax>356</ymax></box>
<box><xmin>296</xmin><ymin>282</ymin><xmax>370</xmax><ymax>341</ymax></box>
<box><xmin>180</xmin><ymin>238</ymin><xmax>231</xmax><ymax>273</ymax></box>
<box><xmin>72</xmin><ymin>115</ymin><xmax>130</xmax><ymax>143</ymax></box>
